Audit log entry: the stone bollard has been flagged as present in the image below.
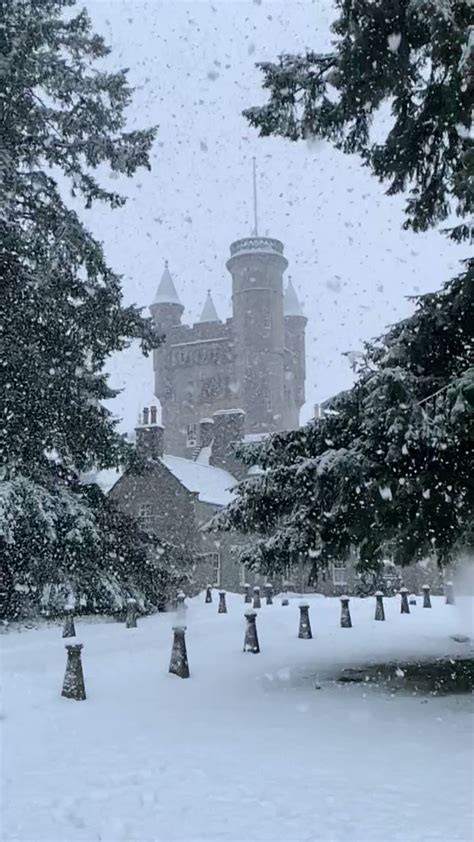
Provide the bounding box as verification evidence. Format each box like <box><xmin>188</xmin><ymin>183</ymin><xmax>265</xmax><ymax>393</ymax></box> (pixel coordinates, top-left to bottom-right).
<box><xmin>374</xmin><ymin>591</ymin><xmax>385</xmax><ymax>621</ymax></box>
<box><xmin>253</xmin><ymin>586</ymin><xmax>261</xmax><ymax>609</ymax></box>
<box><xmin>205</xmin><ymin>584</ymin><xmax>213</xmax><ymax>604</ymax></box>
<box><xmin>340</xmin><ymin>596</ymin><xmax>352</xmax><ymax>628</ymax></box>
<box><xmin>281</xmin><ymin>598</ymin><xmax>289</xmax><ymax>607</ymax></box>
<box><xmin>62</xmin><ymin>608</ymin><xmax>76</xmax><ymax>638</ymax></box>
<box><xmin>445</xmin><ymin>581</ymin><xmax>455</xmax><ymax>605</ymax></box>
<box><xmin>422</xmin><ymin>584</ymin><xmax>432</xmax><ymax>609</ymax></box>
<box><xmin>409</xmin><ymin>595</ymin><xmax>417</xmax><ymax>606</ymax></box>
<box><xmin>243</xmin><ymin>583</ymin><xmax>252</xmax><ymax>604</ymax></box>
<box><xmin>62</xmin><ymin>643</ymin><xmax>86</xmax><ymax>700</ymax></box>
<box><xmin>169</xmin><ymin>626</ymin><xmax>190</xmax><ymax>679</ymax></box>
<box><xmin>218</xmin><ymin>591</ymin><xmax>227</xmax><ymax>614</ymax></box>
<box><xmin>125</xmin><ymin>598</ymin><xmax>138</xmax><ymax>629</ymax></box>
<box><xmin>265</xmin><ymin>583</ymin><xmax>274</xmax><ymax>605</ymax></box>
<box><xmin>243</xmin><ymin>610</ymin><xmax>260</xmax><ymax>654</ymax></box>
<box><xmin>400</xmin><ymin>587</ymin><xmax>410</xmax><ymax>614</ymax></box>
<box><xmin>298</xmin><ymin>602</ymin><xmax>312</xmax><ymax>639</ymax></box>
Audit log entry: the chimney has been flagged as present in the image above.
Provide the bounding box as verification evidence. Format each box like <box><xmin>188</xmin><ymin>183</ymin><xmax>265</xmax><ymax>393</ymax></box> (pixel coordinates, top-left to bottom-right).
<box><xmin>199</xmin><ymin>418</ymin><xmax>214</xmax><ymax>448</ymax></box>
<box><xmin>135</xmin><ymin>405</ymin><xmax>164</xmax><ymax>461</ymax></box>
<box><xmin>210</xmin><ymin>409</ymin><xmax>245</xmax><ymax>472</ymax></box>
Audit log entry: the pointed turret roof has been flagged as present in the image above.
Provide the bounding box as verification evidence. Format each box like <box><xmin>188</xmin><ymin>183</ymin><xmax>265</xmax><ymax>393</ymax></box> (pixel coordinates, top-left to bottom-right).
<box><xmin>199</xmin><ymin>290</ymin><xmax>219</xmax><ymax>323</ymax></box>
<box><xmin>284</xmin><ymin>277</ymin><xmax>305</xmax><ymax>317</ymax></box>
<box><xmin>153</xmin><ymin>261</ymin><xmax>182</xmax><ymax>306</ymax></box>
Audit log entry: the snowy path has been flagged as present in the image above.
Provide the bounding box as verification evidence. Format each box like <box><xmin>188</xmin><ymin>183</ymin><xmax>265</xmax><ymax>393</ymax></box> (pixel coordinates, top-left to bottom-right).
<box><xmin>1</xmin><ymin>594</ymin><xmax>473</xmax><ymax>842</ymax></box>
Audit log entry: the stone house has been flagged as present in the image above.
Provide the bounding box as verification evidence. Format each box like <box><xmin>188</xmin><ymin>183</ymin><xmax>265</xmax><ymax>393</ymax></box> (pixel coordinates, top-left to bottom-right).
<box><xmin>107</xmin><ymin>407</ymin><xmax>259</xmax><ymax>593</ymax></box>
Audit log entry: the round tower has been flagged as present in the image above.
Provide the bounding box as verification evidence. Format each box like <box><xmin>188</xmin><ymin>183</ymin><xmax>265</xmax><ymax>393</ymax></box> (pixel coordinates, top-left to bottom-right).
<box><xmin>226</xmin><ymin>236</ymin><xmax>288</xmax><ymax>433</ymax></box>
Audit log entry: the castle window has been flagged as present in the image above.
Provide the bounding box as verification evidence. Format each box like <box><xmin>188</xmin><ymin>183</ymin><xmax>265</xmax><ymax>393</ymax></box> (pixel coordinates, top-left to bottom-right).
<box><xmin>264</xmin><ymin>313</ymin><xmax>271</xmax><ymax>330</ymax></box>
<box><xmin>186</xmin><ymin>423</ymin><xmax>198</xmax><ymax>448</ymax></box>
<box><xmin>332</xmin><ymin>565</ymin><xmax>347</xmax><ymax>586</ymax></box>
<box><xmin>204</xmin><ymin>552</ymin><xmax>221</xmax><ymax>587</ymax></box>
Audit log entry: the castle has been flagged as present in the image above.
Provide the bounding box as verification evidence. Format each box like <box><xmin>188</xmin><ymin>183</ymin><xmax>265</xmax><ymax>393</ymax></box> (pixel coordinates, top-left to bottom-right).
<box><xmin>150</xmin><ymin>235</ymin><xmax>307</xmax><ymax>456</ymax></box>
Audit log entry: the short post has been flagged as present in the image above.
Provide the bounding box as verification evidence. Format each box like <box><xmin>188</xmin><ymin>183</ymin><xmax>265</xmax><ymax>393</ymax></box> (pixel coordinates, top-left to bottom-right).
<box><xmin>445</xmin><ymin>581</ymin><xmax>455</xmax><ymax>605</ymax></box>
<box><xmin>61</xmin><ymin>643</ymin><xmax>86</xmax><ymax>701</ymax></box>
<box><xmin>374</xmin><ymin>591</ymin><xmax>385</xmax><ymax>621</ymax></box>
<box><xmin>205</xmin><ymin>584</ymin><xmax>213</xmax><ymax>603</ymax></box>
<box><xmin>62</xmin><ymin>608</ymin><xmax>76</xmax><ymax>638</ymax></box>
<box><xmin>400</xmin><ymin>587</ymin><xmax>410</xmax><ymax>614</ymax></box>
<box><xmin>422</xmin><ymin>584</ymin><xmax>432</xmax><ymax>609</ymax></box>
<box><xmin>253</xmin><ymin>586</ymin><xmax>261</xmax><ymax>609</ymax></box>
<box><xmin>298</xmin><ymin>602</ymin><xmax>312</xmax><ymax>639</ymax></box>
<box><xmin>243</xmin><ymin>610</ymin><xmax>260</xmax><ymax>653</ymax></box>
<box><xmin>340</xmin><ymin>595</ymin><xmax>352</xmax><ymax>628</ymax></box>
<box><xmin>265</xmin><ymin>583</ymin><xmax>274</xmax><ymax>605</ymax></box>
<box><xmin>125</xmin><ymin>598</ymin><xmax>137</xmax><ymax>629</ymax></box>
<box><xmin>169</xmin><ymin>625</ymin><xmax>190</xmax><ymax>679</ymax></box>
<box><xmin>281</xmin><ymin>598</ymin><xmax>289</xmax><ymax>607</ymax></box>
<box><xmin>218</xmin><ymin>590</ymin><xmax>227</xmax><ymax>614</ymax></box>
<box><xmin>409</xmin><ymin>594</ymin><xmax>417</xmax><ymax>606</ymax></box>
<box><xmin>243</xmin><ymin>583</ymin><xmax>252</xmax><ymax>604</ymax></box>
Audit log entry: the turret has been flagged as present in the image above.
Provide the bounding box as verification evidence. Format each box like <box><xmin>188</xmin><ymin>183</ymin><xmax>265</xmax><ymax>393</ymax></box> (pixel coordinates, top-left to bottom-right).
<box><xmin>199</xmin><ymin>290</ymin><xmax>219</xmax><ymax>324</ymax></box>
<box><xmin>150</xmin><ymin>261</ymin><xmax>184</xmax><ymax>427</ymax></box>
<box><xmin>150</xmin><ymin>261</ymin><xmax>184</xmax><ymax>334</ymax></box>
<box><xmin>284</xmin><ymin>278</ymin><xmax>307</xmax><ymax>427</ymax></box>
<box><xmin>226</xmin><ymin>236</ymin><xmax>287</xmax><ymax>433</ymax></box>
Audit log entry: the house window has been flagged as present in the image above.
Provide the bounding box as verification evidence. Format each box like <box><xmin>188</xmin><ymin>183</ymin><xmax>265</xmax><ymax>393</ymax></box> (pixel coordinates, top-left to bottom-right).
<box><xmin>138</xmin><ymin>503</ymin><xmax>154</xmax><ymax>528</ymax></box>
<box><xmin>204</xmin><ymin>552</ymin><xmax>221</xmax><ymax>587</ymax></box>
<box><xmin>186</xmin><ymin>423</ymin><xmax>198</xmax><ymax>448</ymax></box>
<box><xmin>332</xmin><ymin>565</ymin><xmax>347</xmax><ymax>586</ymax></box>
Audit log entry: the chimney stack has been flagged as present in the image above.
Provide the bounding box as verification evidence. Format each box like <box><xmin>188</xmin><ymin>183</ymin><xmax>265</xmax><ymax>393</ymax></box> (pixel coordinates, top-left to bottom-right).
<box><xmin>210</xmin><ymin>409</ymin><xmax>245</xmax><ymax>473</ymax></box>
<box><xmin>135</xmin><ymin>405</ymin><xmax>164</xmax><ymax>461</ymax></box>
<box><xmin>199</xmin><ymin>418</ymin><xmax>214</xmax><ymax>448</ymax></box>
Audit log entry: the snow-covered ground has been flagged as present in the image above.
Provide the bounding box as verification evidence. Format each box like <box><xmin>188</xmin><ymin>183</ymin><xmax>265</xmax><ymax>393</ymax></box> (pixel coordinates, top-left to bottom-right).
<box><xmin>2</xmin><ymin>593</ymin><xmax>473</xmax><ymax>842</ymax></box>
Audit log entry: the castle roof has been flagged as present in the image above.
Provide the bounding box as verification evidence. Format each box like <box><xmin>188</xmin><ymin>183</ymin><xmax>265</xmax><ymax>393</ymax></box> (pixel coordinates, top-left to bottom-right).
<box><xmin>153</xmin><ymin>262</ymin><xmax>182</xmax><ymax>306</ymax></box>
<box><xmin>199</xmin><ymin>290</ymin><xmax>219</xmax><ymax>323</ymax></box>
<box><xmin>284</xmin><ymin>278</ymin><xmax>305</xmax><ymax>317</ymax></box>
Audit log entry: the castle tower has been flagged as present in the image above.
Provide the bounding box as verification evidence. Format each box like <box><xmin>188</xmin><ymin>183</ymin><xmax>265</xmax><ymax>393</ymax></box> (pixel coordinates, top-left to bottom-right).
<box><xmin>150</xmin><ymin>262</ymin><xmax>184</xmax><ymax>434</ymax></box>
<box><xmin>284</xmin><ymin>278</ymin><xmax>307</xmax><ymax>429</ymax></box>
<box><xmin>226</xmin><ymin>236</ymin><xmax>288</xmax><ymax>433</ymax></box>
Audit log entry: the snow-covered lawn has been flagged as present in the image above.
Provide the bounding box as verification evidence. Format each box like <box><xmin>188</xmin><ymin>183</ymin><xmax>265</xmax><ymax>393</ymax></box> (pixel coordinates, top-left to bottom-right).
<box><xmin>2</xmin><ymin>593</ymin><xmax>473</xmax><ymax>842</ymax></box>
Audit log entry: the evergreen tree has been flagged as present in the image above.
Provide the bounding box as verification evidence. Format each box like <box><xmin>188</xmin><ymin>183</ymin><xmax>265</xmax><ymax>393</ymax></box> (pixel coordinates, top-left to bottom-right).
<box><xmin>244</xmin><ymin>0</ymin><xmax>473</xmax><ymax>241</ymax></box>
<box><xmin>214</xmin><ymin>262</ymin><xmax>473</xmax><ymax>578</ymax></box>
<box><xmin>212</xmin><ymin>1</ymin><xmax>474</xmax><ymax>578</ymax></box>
<box><xmin>0</xmin><ymin>0</ymin><xmax>178</xmax><ymax>616</ymax></box>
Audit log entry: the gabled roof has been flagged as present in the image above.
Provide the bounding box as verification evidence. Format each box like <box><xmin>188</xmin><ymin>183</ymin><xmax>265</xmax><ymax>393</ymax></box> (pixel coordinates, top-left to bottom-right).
<box><xmin>284</xmin><ymin>277</ymin><xmax>305</xmax><ymax>317</ymax></box>
<box><xmin>153</xmin><ymin>262</ymin><xmax>182</xmax><ymax>306</ymax></box>
<box><xmin>199</xmin><ymin>290</ymin><xmax>219</xmax><ymax>323</ymax></box>
<box><xmin>160</xmin><ymin>455</ymin><xmax>236</xmax><ymax>506</ymax></box>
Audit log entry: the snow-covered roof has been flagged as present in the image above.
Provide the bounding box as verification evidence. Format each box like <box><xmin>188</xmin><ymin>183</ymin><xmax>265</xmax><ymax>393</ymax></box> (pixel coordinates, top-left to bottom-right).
<box><xmin>199</xmin><ymin>291</ymin><xmax>219</xmax><ymax>323</ymax></box>
<box><xmin>284</xmin><ymin>278</ymin><xmax>305</xmax><ymax>317</ymax></box>
<box><xmin>153</xmin><ymin>262</ymin><xmax>182</xmax><ymax>306</ymax></box>
<box><xmin>160</xmin><ymin>455</ymin><xmax>236</xmax><ymax>506</ymax></box>
<box><xmin>243</xmin><ymin>432</ymin><xmax>270</xmax><ymax>443</ymax></box>
<box><xmin>82</xmin><ymin>468</ymin><xmax>123</xmax><ymax>494</ymax></box>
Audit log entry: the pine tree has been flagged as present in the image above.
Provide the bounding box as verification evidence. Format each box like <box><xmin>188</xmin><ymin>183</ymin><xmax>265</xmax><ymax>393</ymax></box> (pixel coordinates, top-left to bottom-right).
<box><xmin>0</xmin><ymin>0</ymin><xmax>174</xmax><ymax>616</ymax></box>
<box><xmin>212</xmin><ymin>1</ymin><xmax>474</xmax><ymax>579</ymax></box>
<box><xmin>244</xmin><ymin>0</ymin><xmax>473</xmax><ymax>241</ymax></box>
<box><xmin>214</xmin><ymin>262</ymin><xmax>473</xmax><ymax>578</ymax></box>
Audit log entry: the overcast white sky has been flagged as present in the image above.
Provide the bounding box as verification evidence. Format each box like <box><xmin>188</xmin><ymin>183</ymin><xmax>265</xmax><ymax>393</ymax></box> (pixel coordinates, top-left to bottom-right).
<box><xmin>83</xmin><ymin>0</ymin><xmax>463</xmax><ymax>432</ymax></box>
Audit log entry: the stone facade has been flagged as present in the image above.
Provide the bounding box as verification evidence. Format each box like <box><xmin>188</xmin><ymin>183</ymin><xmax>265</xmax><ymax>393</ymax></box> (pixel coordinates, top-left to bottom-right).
<box><xmin>150</xmin><ymin>237</ymin><xmax>306</xmax><ymax>457</ymax></box>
